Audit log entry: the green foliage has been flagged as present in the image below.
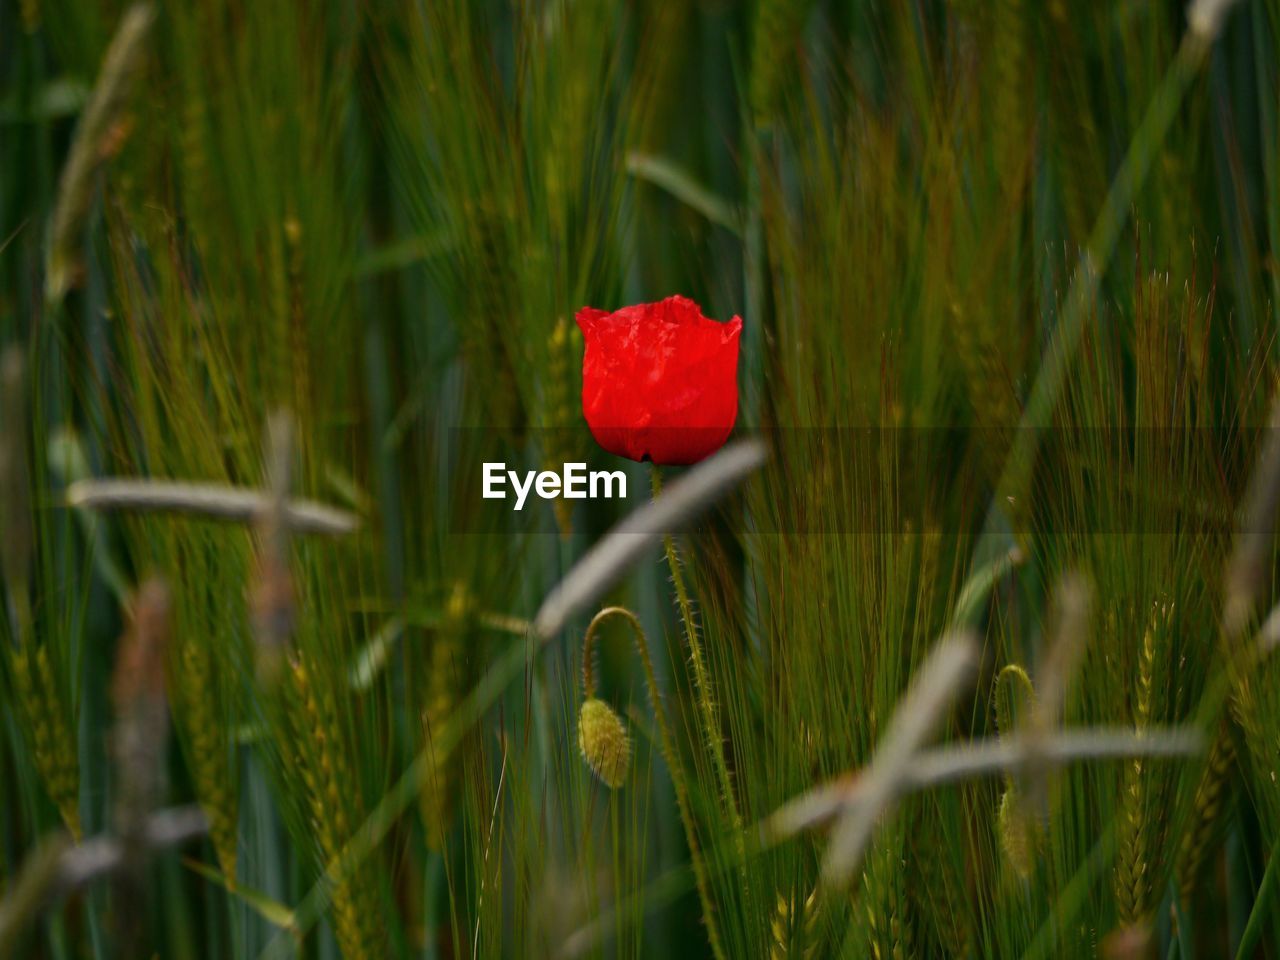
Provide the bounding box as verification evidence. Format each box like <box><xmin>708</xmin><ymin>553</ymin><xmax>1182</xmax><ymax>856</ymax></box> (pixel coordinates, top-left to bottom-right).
<box><xmin>4</xmin><ymin>0</ymin><xmax>1280</xmax><ymax>957</ymax></box>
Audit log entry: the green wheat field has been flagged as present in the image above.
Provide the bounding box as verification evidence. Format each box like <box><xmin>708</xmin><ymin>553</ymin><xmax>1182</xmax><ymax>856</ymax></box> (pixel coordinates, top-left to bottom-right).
<box><xmin>5</xmin><ymin>0</ymin><xmax>1280</xmax><ymax>957</ymax></box>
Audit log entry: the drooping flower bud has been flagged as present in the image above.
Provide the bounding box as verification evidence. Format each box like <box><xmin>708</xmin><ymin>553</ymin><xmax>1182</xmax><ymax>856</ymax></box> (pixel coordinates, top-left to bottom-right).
<box><xmin>577</xmin><ymin>698</ymin><xmax>631</xmax><ymax>789</ymax></box>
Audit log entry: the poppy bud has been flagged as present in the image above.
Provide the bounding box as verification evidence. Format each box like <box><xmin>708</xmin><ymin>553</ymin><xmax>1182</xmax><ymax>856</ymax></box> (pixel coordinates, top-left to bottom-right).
<box><xmin>997</xmin><ymin>789</ymin><xmax>1039</xmax><ymax>879</ymax></box>
<box><xmin>575</xmin><ymin>296</ymin><xmax>741</xmax><ymax>465</ymax></box>
<box><xmin>577</xmin><ymin>698</ymin><xmax>631</xmax><ymax>789</ymax></box>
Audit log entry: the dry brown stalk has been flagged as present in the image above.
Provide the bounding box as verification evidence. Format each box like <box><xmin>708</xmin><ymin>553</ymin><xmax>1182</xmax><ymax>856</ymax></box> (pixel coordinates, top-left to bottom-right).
<box><xmin>66</xmin><ymin>479</ymin><xmax>358</xmax><ymax>535</ymax></box>
<box><xmin>0</xmin><ymin>807</ymin><xmax>207</xmax><ymax>952</ymax></box>
<box><xmin>109</xmin><ymin>579</ymin><xmax>172</xmax><ymax>954</ymax></box>
<box><xmin>111</xmin><ymin>579</ymin><xmax>172</xmax><ymax>839</ymax></box>
<box><xmin>767</xmin><ymin>729</ymin><xmax>1204</xmax><ymax>841</ymax></box>
<box><xmin>0</xmin><ymin>347</ymin><xmax>32</xmax><ymax>591</ymax></box>
<box><xmin>821</xmin><ymin>633</ymin><xmax>979</xmax><ymax>887</ymax></box>
<box><xmin>533</xmin><ymin>439</ymin><xmax>768</xmax><ymax>639</ymax></box>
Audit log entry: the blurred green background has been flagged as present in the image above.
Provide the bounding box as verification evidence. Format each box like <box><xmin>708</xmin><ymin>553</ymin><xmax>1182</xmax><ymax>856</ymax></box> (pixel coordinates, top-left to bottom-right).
<box><xmin>5</xmin><ymin>0</ymin><xmax>1280</xmax><ymax>957</ymax></box>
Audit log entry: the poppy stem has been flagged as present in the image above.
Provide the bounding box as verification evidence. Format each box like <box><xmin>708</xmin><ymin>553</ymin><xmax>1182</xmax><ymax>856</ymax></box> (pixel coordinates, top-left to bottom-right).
<box><xmin>650</xmin><ymin>466</ymin><xmax>743</xmax><ymax>835</ymax></box>
<box><xmin>578</xmin><ymin>606</ymin><xmax>729</xmax><ymax>960</ymax></box>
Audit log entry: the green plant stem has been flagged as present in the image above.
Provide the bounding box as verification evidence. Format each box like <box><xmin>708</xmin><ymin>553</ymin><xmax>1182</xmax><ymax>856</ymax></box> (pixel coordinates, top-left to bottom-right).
<box><xmin>650</xmin><ymin>466</ymin><xmax>742</xmax><ymax>833</ymax></box>
<box><xmin>580</xmin><ymin>606</ymin><xmax>729</xmax><ymax>960</ymax></box>
<box><xmin>1233</xmin><ymin>827</ymin><xmax>1280</xmax><ymax>960</ymax></box>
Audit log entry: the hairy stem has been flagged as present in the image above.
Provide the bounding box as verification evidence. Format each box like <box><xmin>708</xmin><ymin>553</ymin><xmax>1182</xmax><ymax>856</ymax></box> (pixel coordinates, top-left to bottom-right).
<box><xmin>580</xmin><ymin>605</ymin><xmax>728</xmax><ymax>960</ymax></box>
<box><xmin>651</xmin><ymin>466</ymin><xmax>741</xmax><ymax>833</ymax></box>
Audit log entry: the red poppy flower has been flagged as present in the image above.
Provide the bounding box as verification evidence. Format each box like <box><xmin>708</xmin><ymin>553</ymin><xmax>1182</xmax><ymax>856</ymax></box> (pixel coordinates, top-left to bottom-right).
<box><xmin>575</xmin><ymin>295</ymin><xmax>742</xmax><ymax>465</ymax></box>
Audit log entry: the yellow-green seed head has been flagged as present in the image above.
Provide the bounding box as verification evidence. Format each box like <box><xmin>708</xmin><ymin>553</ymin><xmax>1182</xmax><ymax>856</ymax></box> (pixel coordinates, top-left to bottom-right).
<box><xmin>578</xmin><ymin>698</ymin><xmax>631</xmax><ymax>789</ymax></box>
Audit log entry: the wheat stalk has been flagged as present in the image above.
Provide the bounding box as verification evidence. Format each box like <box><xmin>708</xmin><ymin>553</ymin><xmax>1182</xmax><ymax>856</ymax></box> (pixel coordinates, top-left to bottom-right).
<box><xmin>1</xmin><ymin>350</ymin><xmax>81</xmax><ymax>840</ymax></box>
<box><xmin>911</xmin><ymin>807</ymin><xmax>970</xmax><ymax>957</ymax></box>
<box><xmin>175</xmin><ymin>629</ymin><xmax>239</xmax><ymax>885</ymax></box>
<box><xmin>543</xmin><ymin>317</ymin><xmax>578</xmax><ymax>539</ymax></box>
<box><xmin>1177</xmin><ymin>716</ymin><xmax>1235</xmax><ymax>903</ymax></box>
<box><xmin>748</xmin><ymin>0</ymin><xmax>813</xmax><ymax>126</ymax></box>
<box><xmin>857</xmin><ymin>839</ymin><xmax>912</xmax><ymax>960</ymax></box>
<box><xmin>289</xmin><ymin>653</ymin><xmax>384</xmax><ymax>960</ymax></box>
<box><xmin>1114</xmin><ymin>605</ymin><xmax>1163</xmax><ymax>925</ymax></box>
<box><xmin>10</xmin><ymin>645</ymin><xmax>82</xmax><ymax>840</ymax></box>
<box><xmin>1179</xmin><ymin>390</ymin><xmax>1280</xmax><ymax>901</ymax></box>
<box><xmin>769</xmin><ymin>886</ymin><xmax>819</xmax><ymax>959</ymax></box>
<box><xmin>420</xmin><ymin>581</ymin><xmax>468</xmax><ymax>850</ymax></box>
<box><xmin>45</xmin><ymin>4</ymin><xmax>155</xmax><ymax>303</ymax></box>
